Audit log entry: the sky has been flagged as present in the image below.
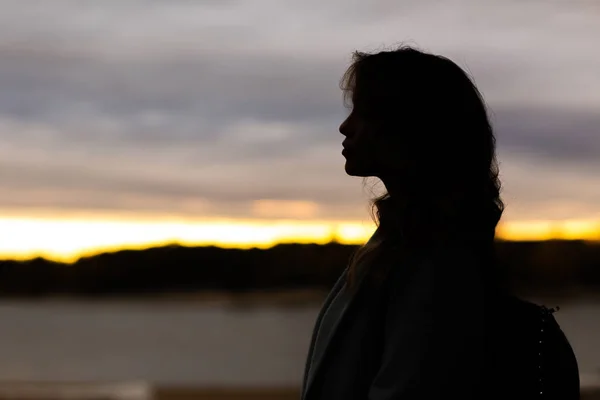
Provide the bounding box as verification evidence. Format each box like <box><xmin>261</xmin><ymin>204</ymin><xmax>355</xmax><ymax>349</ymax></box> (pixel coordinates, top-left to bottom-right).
<box><xmin>1</xmin><ymin>0</ymin><xmax>600</xmax><ymax>260</ymax></box>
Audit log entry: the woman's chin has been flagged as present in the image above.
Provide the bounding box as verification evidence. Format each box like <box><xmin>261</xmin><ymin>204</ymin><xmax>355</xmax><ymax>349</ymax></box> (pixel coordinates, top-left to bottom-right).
<box><xmin>344</xmin><ymin>161</ymin><xmax>371</xmax><ymax>177</ymax></box>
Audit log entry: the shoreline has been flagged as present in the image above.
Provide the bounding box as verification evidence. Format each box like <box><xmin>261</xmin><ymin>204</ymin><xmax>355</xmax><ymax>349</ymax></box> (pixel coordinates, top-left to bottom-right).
<box><xmin>0</xmin><ymin>288</ymin><xmax>598</xmax><ymax>307</ymax></box>
<box><xmin>0</xmin><ymin>289</ymin><xmax>330</xmax><ymax>307</ymax></box>
<box><xmin>0</xmin><ymin>384</ymin><xmax>598</xmax><ymax>400</ymax></box>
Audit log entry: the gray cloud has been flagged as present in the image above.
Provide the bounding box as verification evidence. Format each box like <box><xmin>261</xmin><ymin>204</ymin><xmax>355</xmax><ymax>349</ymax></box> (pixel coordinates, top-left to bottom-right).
<box><xmin>0</xmin><ymin>0</ymin><xmax>599</xmax><ymax>222</ymax></box>
<box><xmin>494</xmin><ymin>107</ymin><xmax>600</xmax><ymax>163</ymax></box>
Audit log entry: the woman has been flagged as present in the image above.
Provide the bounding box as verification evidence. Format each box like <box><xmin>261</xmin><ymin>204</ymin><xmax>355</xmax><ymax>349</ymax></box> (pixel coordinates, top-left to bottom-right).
<box><xmin>300</xmin><ymin>45</ymin><xmax>506</xmax><ymax>400</ymax></box>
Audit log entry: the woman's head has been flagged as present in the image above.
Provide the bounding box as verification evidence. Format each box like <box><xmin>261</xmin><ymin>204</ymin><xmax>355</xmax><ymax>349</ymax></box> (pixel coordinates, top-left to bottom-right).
<box><xmin>340</xmin><ymin>45</ymin><xmax>503</xmax><ymax>239</ymax></box>
<box><xmin>341</xmin><ymin>45</ymin><xmax>505</xmax><ymax>288</ymax></box>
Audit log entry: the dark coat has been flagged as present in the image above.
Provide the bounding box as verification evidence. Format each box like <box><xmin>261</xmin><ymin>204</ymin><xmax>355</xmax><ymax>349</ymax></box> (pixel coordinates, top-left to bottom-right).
<box><xmin>300</xmin><ymin>242</ymin><xmax>487</xmax><ymax>400</ymax></box>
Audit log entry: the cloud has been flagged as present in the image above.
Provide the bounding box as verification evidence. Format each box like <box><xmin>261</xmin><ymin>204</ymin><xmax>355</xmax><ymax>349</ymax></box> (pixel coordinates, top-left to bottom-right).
<box><xmin>499</xmin><ymin>153</ymin><xmax>600</xmax><ymax>221</ymax></box>
<box><xmin>252</xmin><ymin>200</ymin><xmax>320</xmax><ymax>219</ymax></box>
<box><xmin>494</xmin><ymin>107</ymin><xmax>600</xmax><ymax>164</ymax></box>
<box><xmin>0</xmin><ymin>0</ymin><xmax>599</xmax><ymax>222</ymax></box>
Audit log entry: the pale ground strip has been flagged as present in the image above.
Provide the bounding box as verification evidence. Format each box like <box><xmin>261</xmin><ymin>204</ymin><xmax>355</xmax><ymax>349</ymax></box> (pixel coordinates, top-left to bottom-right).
<box><xmin>0</xmin><ymin>380</ymin><xmax>599</xmax><ymax>400</ymax></box>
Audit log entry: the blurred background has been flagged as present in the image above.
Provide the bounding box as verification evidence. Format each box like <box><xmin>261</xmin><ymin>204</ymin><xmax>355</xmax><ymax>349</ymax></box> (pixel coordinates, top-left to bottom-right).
<box><xmin>0</xmin><ymin>0</ymin><xmax>599</xmax><ymax>399</ymax></box>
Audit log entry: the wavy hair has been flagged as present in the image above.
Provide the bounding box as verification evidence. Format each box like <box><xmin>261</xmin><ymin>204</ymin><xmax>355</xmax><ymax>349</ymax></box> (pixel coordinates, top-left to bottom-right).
<box><xmin>341</xmin><ymin>45</ymin><xmax>506</xmax><ymax>292</ymax></box>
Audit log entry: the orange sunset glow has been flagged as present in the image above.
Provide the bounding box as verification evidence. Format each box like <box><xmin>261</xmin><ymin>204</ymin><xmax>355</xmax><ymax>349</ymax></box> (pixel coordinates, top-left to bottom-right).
<box><xmin>1</xmin><ymin>211</ymin><xmax>599</xmax><ymax>263</ymax></box>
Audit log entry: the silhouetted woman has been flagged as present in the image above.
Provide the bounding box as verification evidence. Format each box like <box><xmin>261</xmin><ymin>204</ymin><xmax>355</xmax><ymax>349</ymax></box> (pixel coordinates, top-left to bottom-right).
<box><xmin>300</xmin><ymin>46</ymin><xmax>507</xmax><ymax>400</ymax></box>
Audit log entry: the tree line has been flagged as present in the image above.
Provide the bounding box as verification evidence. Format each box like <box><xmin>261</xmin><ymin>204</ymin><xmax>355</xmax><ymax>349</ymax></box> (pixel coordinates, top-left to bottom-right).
<box><xmin>0</xmin><ymin>239</ymin><xmax>598</xmax><ymax>298</ymax></box>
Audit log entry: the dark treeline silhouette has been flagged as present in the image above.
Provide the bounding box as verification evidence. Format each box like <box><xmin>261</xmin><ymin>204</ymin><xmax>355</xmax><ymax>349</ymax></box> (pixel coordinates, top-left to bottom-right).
<box><xmin>0</xmin><ymin>239</ymin><xmax>599</xmax><ymax>298</ymax></box>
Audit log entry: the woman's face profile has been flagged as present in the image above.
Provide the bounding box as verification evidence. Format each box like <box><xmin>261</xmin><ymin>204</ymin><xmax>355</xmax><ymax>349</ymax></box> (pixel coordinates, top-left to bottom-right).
<box><xmin>339</xmin><ymin>108</ymin><xmax>402</xmax><ymax>179</ymax></box>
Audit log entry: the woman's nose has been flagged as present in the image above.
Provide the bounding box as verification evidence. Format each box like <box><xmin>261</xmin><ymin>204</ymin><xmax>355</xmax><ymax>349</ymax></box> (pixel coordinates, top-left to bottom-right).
<box><xmin>339</xmin><ymin>117</ymin><xmax>350</xmax><ymax>136</ymax></box>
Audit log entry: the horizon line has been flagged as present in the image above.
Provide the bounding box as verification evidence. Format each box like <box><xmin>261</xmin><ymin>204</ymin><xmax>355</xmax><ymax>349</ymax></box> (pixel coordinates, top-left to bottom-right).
<box><xmin>1</xmin><ymin>214</ymin><xmax>599</xmax><ymax>263</ymax></box>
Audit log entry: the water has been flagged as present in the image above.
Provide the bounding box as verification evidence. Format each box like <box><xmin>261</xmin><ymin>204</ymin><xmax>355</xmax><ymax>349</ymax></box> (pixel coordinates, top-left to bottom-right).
<box><xmin>0</xmin><ymin>298</ymin><xmax>598</xmax><ymax>387</ymax></box>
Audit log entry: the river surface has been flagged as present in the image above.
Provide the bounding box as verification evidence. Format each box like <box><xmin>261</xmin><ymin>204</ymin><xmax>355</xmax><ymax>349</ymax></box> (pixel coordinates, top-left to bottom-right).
<box><xmin>0</xmin><ymin>296</ymin><xmax>598</xmax><ymax>388</ymax></box>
